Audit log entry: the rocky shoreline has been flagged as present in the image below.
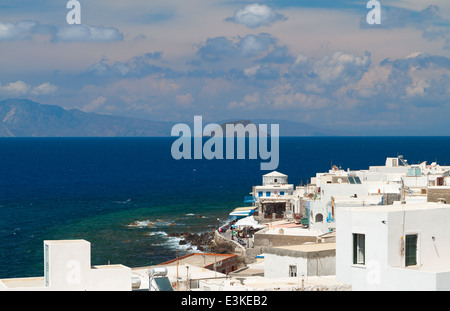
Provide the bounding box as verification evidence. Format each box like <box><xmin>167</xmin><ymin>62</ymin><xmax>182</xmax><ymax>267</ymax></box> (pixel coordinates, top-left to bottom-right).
<box><xmin>168</xmin><ymin>230</ymin><xmax>234</xmax><ymax>254</ymax></box>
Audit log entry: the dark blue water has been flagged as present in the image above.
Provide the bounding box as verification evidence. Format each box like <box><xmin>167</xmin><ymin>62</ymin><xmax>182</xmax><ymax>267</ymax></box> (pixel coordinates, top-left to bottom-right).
<box><xmin>0</xmin><ymin>136</ymin><xmax>449</xmax><ymax>278</ymax></box>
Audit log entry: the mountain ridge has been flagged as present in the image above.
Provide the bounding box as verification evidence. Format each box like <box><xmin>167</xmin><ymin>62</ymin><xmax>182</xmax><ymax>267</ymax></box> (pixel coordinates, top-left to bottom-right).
<box><xmin>0</xmin><ymin>99</ymin><xmax>335</xmax><ymax>137</ymax></box>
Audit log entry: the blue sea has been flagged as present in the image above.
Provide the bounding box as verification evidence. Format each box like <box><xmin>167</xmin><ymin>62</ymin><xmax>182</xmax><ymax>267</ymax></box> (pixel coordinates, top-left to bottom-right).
<box><xmin>0</xmin><ymin>136</ymin><xmax>449</xmax><ymax>279</ymax></box>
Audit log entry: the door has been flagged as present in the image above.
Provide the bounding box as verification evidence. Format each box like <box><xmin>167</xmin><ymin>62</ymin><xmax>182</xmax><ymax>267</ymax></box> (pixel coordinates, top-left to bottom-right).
<box><xmin>405</xmin><ymin>234</ymin><xmax>418</xmax><ymax>266</ymax></box>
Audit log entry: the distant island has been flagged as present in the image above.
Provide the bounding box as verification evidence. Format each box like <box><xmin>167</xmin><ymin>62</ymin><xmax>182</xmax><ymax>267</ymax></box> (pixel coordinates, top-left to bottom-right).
<box><xmin>0</xmin><ymin>99</ymin><xmax>333</xmax><ymax>137</ymax></box>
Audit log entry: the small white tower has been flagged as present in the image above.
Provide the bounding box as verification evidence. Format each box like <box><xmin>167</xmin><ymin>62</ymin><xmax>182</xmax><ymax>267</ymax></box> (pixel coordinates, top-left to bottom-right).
<box><xmin>263</xmin><ymin>171</ymin><xmax>288</xmax><ymax>186</ymax></box>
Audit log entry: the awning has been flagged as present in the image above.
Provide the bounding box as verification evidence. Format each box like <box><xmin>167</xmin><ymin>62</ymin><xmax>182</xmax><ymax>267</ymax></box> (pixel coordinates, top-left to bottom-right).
<box><xmin>234</xmin><ymin>216</ymin><xmax>265</xmax><ymax>229</ymax></box>
<box><xmin>229</xmin><ymin>207</ymin><xmax>254</xmax><ymax>219</ymax></box>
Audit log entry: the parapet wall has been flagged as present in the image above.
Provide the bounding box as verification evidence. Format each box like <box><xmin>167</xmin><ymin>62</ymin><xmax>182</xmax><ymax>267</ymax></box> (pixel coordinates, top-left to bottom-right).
<box><xmin>254</xmin><ymin>228</ymin><xmax>317</xmax><ymax>248</ymax></box>
<box><xmin>214</xmin><ymin>231</ymin><xmax>246</xmax><ymax>266</ymax></box>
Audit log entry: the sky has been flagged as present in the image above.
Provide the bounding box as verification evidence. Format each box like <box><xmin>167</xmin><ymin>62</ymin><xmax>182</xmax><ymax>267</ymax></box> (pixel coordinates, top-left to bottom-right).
<box><xmin>0</xmin><ymin>0</ymin><xmax>449</xmax><ymax>135</ymax></box>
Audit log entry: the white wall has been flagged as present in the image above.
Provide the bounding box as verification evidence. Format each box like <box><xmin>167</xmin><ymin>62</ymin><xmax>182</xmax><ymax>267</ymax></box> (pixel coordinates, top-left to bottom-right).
<box><xmin>336</xmin><ymin>207</ymin><xmax>389</xmax><ymax>289</ymax></box>
<box><xmin>308</xmin><ymin>200</ymin><xmax>330</xmax><ymax>233</ymax></box>
<box><xmin>255</xmin><ymin>185</ymin><xmax>293</xmax><ymax>198</ymax></box>
<box><xmin>264</xmin><ymin>254</ymin><xmax>308</xmax><ymax>278</ymax></box>
<box><xmin>0</xmin><ymin>240</ymin><xmax>132</xmax><ymax>291</ymax></box>
<box><xmin>402</xmin><ymin>176</ymin><xmax>428</xmax><ymax>188</ymax></box>
<box><xmin>321</xmin><ymin>184</ymin><xmax>368</xmax><ymax>204</ymax></box>
<box><xmin>264</xmin><ymin>252</ymin><xmax>335</xmax><ymax>278</ymax></box>
<box><xmin>336</xmin><ymin>205</ymin><xmax>450</xmax><ymax>290</ymax></box>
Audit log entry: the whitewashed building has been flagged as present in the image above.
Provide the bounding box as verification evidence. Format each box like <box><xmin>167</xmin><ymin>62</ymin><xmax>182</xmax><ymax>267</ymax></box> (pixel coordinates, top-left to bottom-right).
<box><xmin>253</xmin><ymin>171</ymin><xmax>295</xmax><ymax>221</ymax></box>
<box><xmin>264</xmin><ymin>242</ymin><xmax>336</xmax><ymax>278</ymax></box>
<box><xmin>0</xmin><ymin>240</ymin><xmax>133</xmax><ymax>291</ymax></box>
<box><xmin>336</xmin><ymin>202</ymin><xmax>450</xmax><ymax>290</ymax></box>
<box><xmin>303</xmin><ymin>156</ymin><xmax>450</xmax><ymax>233</ymax></box>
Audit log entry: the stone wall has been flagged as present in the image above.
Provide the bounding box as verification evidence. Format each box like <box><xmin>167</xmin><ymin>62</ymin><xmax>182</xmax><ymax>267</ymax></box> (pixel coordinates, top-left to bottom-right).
<box><xmin>213</xmin><ymin>231</ymin><xmax>246</xmax><ymax>266</ymax></box>
<box><xmin>427</xmin><ymin>188</ymin><xmax>450</xmax><ymax>203</ymax></box>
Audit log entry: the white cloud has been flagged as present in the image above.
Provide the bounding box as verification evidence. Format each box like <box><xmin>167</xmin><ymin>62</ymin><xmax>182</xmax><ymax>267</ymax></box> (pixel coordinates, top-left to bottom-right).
<box><xmin>238</xmin><ymin>33</ymin><xmax>275</xmax><ymax>56</ymax></box>
<box><xmin>405</xmin><ymin>78</ymin><xmax>430</xmax><ymax>97</ymax></box>
<box><xmin>31</xmin><ymin>83</ymin><xmax>58</xmax><ymax>95</ymax></box>
<box><xmin>0</xmin><ymin>81</ymin><xmax>58</xmax><ymax>97</ymax></box>
<box><xmin>0</xmin><ymin>20</ymin><xmax>123</xmax><ymax>43</ymax></box>
<box><xmin>0</xmin><ymin>81</ymin><xmax>30</xmax><ymax>96</ymax></box>
<box><xmin>225</xmin><ymin>4</ymin><xmax>287</xmax><ymax>28</ymax></box>
<box><xmin>312</xmin><ymin>51</ymin><xmax>372</xmax><ymax>89</ymax></box>
<box><xmin>244</xmin><ymin>65</ymin><xmax>260</xmax><ymax>77</ymax></box>
<box><xmin>53</xmin><ymin>24</ymin><xmax>124</xmax><ymax>43</ymax></box>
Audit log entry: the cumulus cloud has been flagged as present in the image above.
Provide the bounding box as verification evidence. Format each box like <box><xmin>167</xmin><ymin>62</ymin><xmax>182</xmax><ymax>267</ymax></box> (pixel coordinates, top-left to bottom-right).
<box><xmin>0</xmin><ymin>81</ymin><xmax>30</xmax><ymax>96</ymax></box>
<box><xmin>225</xmin><ymin>4</ymin><xmax>287</xmax><ymax>28</ymax></box>
<box><xmin>45</xmin><ymin>28</ymin><xmax>449</xmax><ymax>133</ymax></box>
<box><xmin>85</xmin><ymin>52</ymin><xmax>166</xmax><ymax>83</ymax></box>
<box><xmin>380</xmin><ymin>52</ymin><xmax>450</xmax><ymax>70</ymax></box>
<box><xmin>196</xmin><ymin>36</ymin><xmax>238</xmax><ymax>62</ymax></box>
<box><xmin>197</xmin><ymin>33</ymin><xmax>292</xmax><ymax>64</ymax></box>
<box><xmin>374</xmin><ymin>53</ymin><xmax>450</xmax><ymax>106</ymax></box>
<box><xmin>0</xmin><ymin>20</ymin><xmax>124</xmax><ymax>43</ymax></box>
<box><xmin>360</xmin><ymin>5</ymin><xmax>440</xmax><ymax>29</ymax></box>
<box><xmin>238</xmin><ymin>33</ymin><xmax>276</xmax><ymax>56</ymax></box>
<box><xmin>0</xmin><ymin>20</ymin><xmax>46</xmax><ymax>41</ymax></box>
<box><xmin>52</xmin><ymin>24</ymin><xmax>123</xmax><ymax>43</ymax></box>
<box><xmin>0</xmin><ymin>81</ymin><xmax>58</xmax><ymax>97</ymax></box>
<box><xmin>311</xmin><ymin>51</ymin><xmax>372</xmax><ymax>90</ymax></box>
<box><xmin>360</xmin><ymin>5</ymin><xmax>450</xmax><ymax>50</ymax></box>
<box><xmin>31</xmin><ymin>83</ymin><xmax>59</xmax><ymax>95</ymax></box>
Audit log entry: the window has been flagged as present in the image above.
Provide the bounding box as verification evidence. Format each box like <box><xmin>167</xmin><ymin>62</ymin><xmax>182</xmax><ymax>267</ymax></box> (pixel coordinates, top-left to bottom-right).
<box><xmin>274</xmin><ymin>179</ymin><xmax>278</xmax><ymax>183</ymax></box>
<box><xmin>280</xmin><ymin>191</ymin><xmax>285</xmax><ymax>196</ymax></box>
<box><xmin>289</xmin><ymin>265</ymin><xmax>297</xmax><ymax>277</ymax></box>
<box><xmin>353</xmin><ymin>233</ymin><xmax>365</xmax><ymax>265</ymax></box>
<box><xmin>405</xmin><ymin>234</ymin><xmax>418</xmax><ymax>266</ymax></box>
<box><xmin>266</xmin><ymin>191</ymin><xmax>271</xmax><ymax>197</ymax></box>
<box><xmin>315</xmin><ymin>213</ymin><xmax>323</xmax><ymax>223</ymax></box>
<box><xmin>258</xmin><ymin>192</ymin><xmax>263</xmax><ymax>197</ymax></box>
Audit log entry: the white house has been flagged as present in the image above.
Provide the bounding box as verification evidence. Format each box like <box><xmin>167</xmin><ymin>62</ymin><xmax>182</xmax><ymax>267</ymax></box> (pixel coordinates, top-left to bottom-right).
<box><xmin>336</xmin><ymin>202</ymin><xmax>450</xmax><ymax>290</ymax></box>
<box><xmin>0</xmin><ymin>240</ymin><xmax>132</xmax><ymax>291</ymax></box>
<box><xmin>255</xmin><ymin>171</ymin><xmax>294</xmax><ymax>199</ymax></box>
<box><xmin>253</xmin><ymin>171</ymin><xmax>295</xmax><ymax>221</ymax></box>
<box><xmin>264</xmin><ymin>242</ymin><xmax>336</xmax><ymax>278</ymax></box>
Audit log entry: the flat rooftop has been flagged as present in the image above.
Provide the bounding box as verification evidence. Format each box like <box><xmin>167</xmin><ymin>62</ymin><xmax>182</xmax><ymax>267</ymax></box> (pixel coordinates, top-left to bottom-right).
<box><xmin>255</xmin><ymin>184</ymin><xmax>294</xmax><ymax>189</ymax></box>
<box><xmin>157</xmin><ymin>253</ymin><xmax>237</xmax><ymax>269</ymax></box>
<box><xmin>0</xmin><ymin>277</ymin><xmax>45</xmax><ymax>289</ymax></box>
<box><xmin>343</xmin><ymin>202</ymin><xmax>450</xmax><ymax>213</ymax></box>
<box><xmin>192</xmin><ymin>275</ymin><xmax>350</xmax><ymax>291</ymax></box>
<box><xmin>272</xmin><ymin>242</ymin><xmax>336</xmax><ymax>253</ymax></box>
<box><xmin>263</xmin><ymin>226</ymin><xmax>322</xmax><ymax>236</ymax></box>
